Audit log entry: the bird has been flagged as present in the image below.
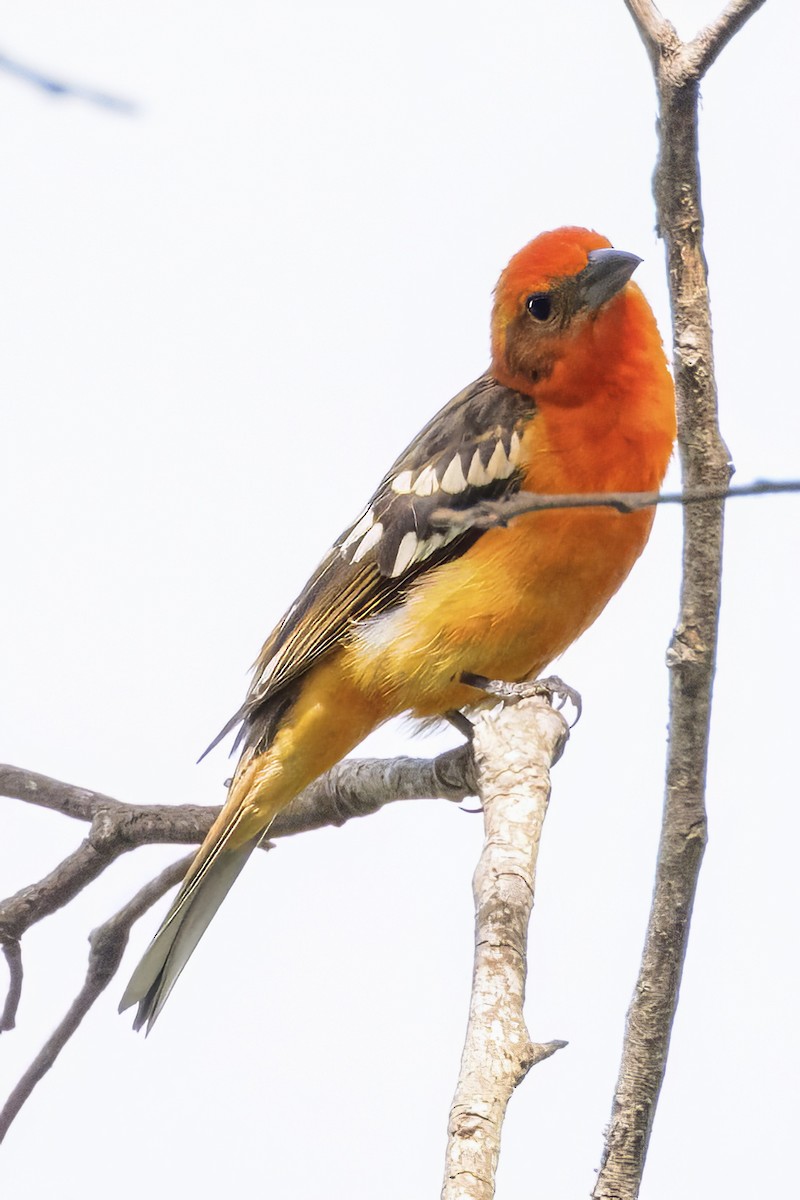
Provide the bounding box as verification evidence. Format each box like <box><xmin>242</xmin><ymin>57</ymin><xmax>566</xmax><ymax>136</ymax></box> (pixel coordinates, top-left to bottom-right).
<box><xmin>120</xmin><ymin>225</ymin><xmax>676</xmax><ymax>1031</ymax></box>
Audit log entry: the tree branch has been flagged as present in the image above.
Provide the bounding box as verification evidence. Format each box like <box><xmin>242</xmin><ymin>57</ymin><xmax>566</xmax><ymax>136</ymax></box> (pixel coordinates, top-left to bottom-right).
<box><xmin>0</xmin><ymin>745</ymin><xmax>474</xmax><ymax>1140</ymax></box>
<box><xmin>0</xmin><ymin>854</ymin><xmax>191</xmax><ymax>1143</ymax></box>
<box><xmin>2</xmin><ymin>748</ymin><xmax>471</xmax><ymax>834</ymax></box>
<box><xmin>441</xmin><ymin>697</ymin><xmax>569</xmax><ymax>1200</ymax></box>
<box><xmin>593</xmin><ymin>4</ymin><xmax>766</xmax><ymax>1196</ymax></box>
<box><xmin>431</xmin><ymin>479</ymin><xmax>800</xmax><ymax>533</ymax></box>
<box><xmin>623</xmin><ymin>1</ymin><xmax>680</xmax><ymax>70</ymax></box>
<box><xmin>0</xmin><ymin>943</ymin><xmax>22</xmax><ymax>1033</ymax></box>
<box><xmin>1</xmin><ymin>841</ymin><xmax>119</xmax><ymax>945</ymax></box>
<box><xmin>683</xmin><ymin>0</ymin><xmax>768</xmax><ymax>77</ymax></box>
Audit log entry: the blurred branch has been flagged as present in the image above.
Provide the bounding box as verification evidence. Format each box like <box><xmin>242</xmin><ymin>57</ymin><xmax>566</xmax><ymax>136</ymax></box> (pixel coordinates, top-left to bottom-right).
<box><xmin>441</xmin><ymin>696</ymin><xmax>569</xmax><ymax>1200</ymax></box>
<box><xmin>0</xmin><ymin>50</ymin><xmax>138</xmax><ymax>113</ymax></box>
<box><xmin>592</xmin><ymin>3</ymin><xmax>767</xmax><ymax>1198</ymax></box>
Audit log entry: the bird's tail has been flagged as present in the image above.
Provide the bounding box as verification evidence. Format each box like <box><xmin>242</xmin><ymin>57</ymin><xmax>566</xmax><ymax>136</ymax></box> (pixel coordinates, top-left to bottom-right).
<box><xmin>118</xmin><ymin>823</ymin><xmax>262</xmax><ymax>1033</ymax></box>
<box><xmin>120</xmin><ymin>654</ymin><xmax>386</xmax><ymax>1032</ymax></box>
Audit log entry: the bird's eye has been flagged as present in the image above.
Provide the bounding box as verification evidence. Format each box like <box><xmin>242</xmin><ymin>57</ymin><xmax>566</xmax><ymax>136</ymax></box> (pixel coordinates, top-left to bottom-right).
<box><xmin>526</xmin><ymin>293</ymin><xmax>552</xmax><ymax>321</ymax></box>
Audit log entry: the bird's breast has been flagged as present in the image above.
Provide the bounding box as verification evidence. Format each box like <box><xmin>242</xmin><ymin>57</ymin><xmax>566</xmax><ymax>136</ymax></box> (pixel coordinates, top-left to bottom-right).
<box><xmin>341</xmin><ymin>499</ymin><xmax>655</xmax><ymax>717</ymax></box>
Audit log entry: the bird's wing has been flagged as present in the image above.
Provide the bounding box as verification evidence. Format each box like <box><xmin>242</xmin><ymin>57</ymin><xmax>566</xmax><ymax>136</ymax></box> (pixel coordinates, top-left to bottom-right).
<box><xmin>204</xmin><ymin>373</ymin><xmax>536</xmax><ymax>759</ymax></box>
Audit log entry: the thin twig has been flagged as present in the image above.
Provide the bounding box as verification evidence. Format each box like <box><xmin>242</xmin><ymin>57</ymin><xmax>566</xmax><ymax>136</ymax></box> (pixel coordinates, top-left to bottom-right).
<box><xmin>0</xmin><ymin>943</ymin><xmax>22</xmax><ymax>1033</ymax></box>
<box><xmin>0</xmin><ymin>854</ymin><xmax>191</xmax><ymax>1144</ymax></box>
<box><xmin>441</xmin><ymin>697</ymin><xmax>569</xmax><ymax>1200</ymax></box>
<box><xmin>593</xmin><ymin>3</ymin><xmax>766</xmax><ymax>1197</ymax></box>
<box><xmin>431</xmin><ymin>478</ymin><xmax>800</xmax><ymax>533</ymax></box>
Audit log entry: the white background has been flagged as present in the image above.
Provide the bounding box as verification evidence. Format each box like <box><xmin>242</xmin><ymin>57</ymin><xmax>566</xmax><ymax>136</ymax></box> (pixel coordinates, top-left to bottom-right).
<box><xmin>2</xmin><ymin>2</ymin><xmax>798</xmax><ymax>1197</ymax></box>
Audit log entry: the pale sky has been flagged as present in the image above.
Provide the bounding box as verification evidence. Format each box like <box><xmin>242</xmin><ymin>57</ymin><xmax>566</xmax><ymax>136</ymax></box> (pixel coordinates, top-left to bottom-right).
<box><xmin>2</xmin><ymin>3</ymin><xmax>798</xmax><ymax>1198</ymax></box>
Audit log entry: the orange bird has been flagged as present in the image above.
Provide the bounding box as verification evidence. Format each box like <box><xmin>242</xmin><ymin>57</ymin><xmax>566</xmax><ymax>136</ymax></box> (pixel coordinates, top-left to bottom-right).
<box><xmin>120</xmin><ymin>226</ymin><xmax>676</xmax><ymax>1030</ymax></box>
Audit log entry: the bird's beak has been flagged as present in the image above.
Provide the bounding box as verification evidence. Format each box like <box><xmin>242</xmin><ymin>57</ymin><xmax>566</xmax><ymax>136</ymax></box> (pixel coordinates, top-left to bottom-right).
<box><xmin>579</xmin><ymin>248</ymin><xmax>642</xmax><ymax>310</ymax></box>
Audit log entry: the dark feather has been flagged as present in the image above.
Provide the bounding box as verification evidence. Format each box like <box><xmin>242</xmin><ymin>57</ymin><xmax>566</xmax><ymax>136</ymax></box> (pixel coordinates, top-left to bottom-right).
<box><xmin>202</xmin><ymin>373</ymin><xmax>536</xmax><ymax>760</ymax></box>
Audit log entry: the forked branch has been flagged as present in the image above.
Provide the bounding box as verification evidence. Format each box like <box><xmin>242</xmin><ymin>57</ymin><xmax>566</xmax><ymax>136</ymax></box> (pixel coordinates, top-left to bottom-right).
<box><xmin>0</xmin><ymin>855</ymin><xmax>191</xmax><ymax>1142</ymax></box>
<box><xmin>0</xmin><ymin>745</ymin><xmax>473</xmax><ymax>1139</ymax></box>
<box><xmin>592</xmin><ymin>3</ymin><xmax>768</xmax><ymax>1197</ymax></box>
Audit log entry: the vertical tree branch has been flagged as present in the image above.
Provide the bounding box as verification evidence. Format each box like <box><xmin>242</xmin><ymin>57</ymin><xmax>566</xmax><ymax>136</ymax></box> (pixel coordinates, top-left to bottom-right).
<box><xmin>593</xmin><ymin>3</ymin><xmax>765</xmax><ymax>1196</ymax></box>
<box><xmin>441</xmin><ymin>697</ymin><xmax>568</xmax><ymax>1200</ymax></box>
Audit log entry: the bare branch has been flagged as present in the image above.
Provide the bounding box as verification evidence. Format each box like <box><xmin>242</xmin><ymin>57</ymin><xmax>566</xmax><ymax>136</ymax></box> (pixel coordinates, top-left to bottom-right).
<box><xmin>624</xmin><ymin>0</ymin><xmax>765</xmax><ymax>81</ymax></box>
<box><xmin>2</xmin><ymin>747</ymin><xmax>471</xmax><ymax>835</ymax></box>
<box><xmin>1</xmin><ymin>746</ymin><xmax>473</xmax><ymax>1063</ymax></box>
<box><xmin>441</xmin><ymin>697</ymin><xmax>569</xmax><ymax>1200</ymax></box>
<box><xmin>273</xmin><ymin>743</ymin><xmax>474</xmax><ymax>835</ymax></box>
<box><xmin>1</xmin><ymin>841</ymin><xmax>117</xmax><ymax>944</ymax></box>
<box><xmin>0</xmin><ymin>943</ymin><xmax>22</xmax><ymax>1033</ymax></box>
<box><xmin>0</xmin><ymin>768</ymin><xmax>127</xmax><ymax>821</ymax></box>
<box><xmin>0</xmin><ymin>741</ymin><xmax>474</xmax><ymax>1140</ymax></box>
<box><xmin>593</xmin><ymin>3</ymin><xmax>763</xmax><ymax>1195</ymax></box>
<box><xmin>683</xmin><ymin>0</ymin><xmax>768</xmax><ymax>78</ymax></box>
<box><xmin>431</xmin><ymin>479</ymin><xmax>800</xmax><ymax>534</ymax></box>
<box><xmin>623</xmin><ymin>1</ymin><xmax>680</xmax><ymax>69</ymax></box>
<box><xmin>0</xmin><ymin>854</ymin><xmax>191</xmax><ymax>1144</ymax></box>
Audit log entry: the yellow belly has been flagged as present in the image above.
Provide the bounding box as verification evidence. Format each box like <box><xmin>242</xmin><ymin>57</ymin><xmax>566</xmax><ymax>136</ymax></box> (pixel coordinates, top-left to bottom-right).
<box><xmin>342</xmin><ymin>502</ymin><xmax>655</xmax><ymax>717</ymax></box>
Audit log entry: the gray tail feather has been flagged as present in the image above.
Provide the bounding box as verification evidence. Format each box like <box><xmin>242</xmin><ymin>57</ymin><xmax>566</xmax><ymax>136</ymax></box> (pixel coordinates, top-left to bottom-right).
<box><xmin>119</xmin><ymin>836</ymin><xmax>260</xmax><ymax>1033</ymax></box>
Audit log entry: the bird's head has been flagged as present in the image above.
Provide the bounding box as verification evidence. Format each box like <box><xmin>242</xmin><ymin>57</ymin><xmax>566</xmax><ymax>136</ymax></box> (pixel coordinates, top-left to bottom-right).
<box><xmin>490</xmin><ymin>226</ymin><xmax>643</xmax><ymax>394</ymax></box>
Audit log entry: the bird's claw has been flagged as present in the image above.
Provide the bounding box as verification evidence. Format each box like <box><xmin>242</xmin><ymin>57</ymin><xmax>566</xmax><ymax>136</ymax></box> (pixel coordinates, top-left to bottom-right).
<box><xmin>460</xmin><ymin>671</ymin><xmax>582</xmax><ymax>727</ymax></box>
<box><xmin>534</xmin><ymin>675</ymin><xmax>582</xmax><ymax>726</ymax></box>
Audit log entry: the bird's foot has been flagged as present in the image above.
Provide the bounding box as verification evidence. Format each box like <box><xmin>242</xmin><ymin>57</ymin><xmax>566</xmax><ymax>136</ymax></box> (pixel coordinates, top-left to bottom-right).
<box><xmin>442</xmin><ymin>710</ymin><xmax>482</xmax><ymax>811</ymax></box>
<box><xmin>460</xmin><ymin>672</ymin><xmax>582</xmax><ymax>726</ymax></box>
<box><xmin>445</xmin><ymin>708</ymin><xmax>475</xmax><ymax>741</ymax></box>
